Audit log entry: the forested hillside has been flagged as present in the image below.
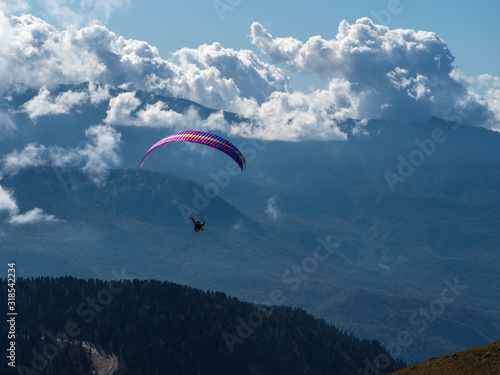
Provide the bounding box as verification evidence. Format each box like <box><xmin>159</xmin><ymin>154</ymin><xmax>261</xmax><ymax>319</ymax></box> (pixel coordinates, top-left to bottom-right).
<box><xmin>2</xmin><ymin>277</ymin><xmax>405</xmax><ymax>374</ymax></box>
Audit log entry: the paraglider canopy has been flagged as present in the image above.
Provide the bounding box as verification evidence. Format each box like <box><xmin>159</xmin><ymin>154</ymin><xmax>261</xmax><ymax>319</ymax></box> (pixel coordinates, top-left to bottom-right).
<box><xmin>139</xmin><ymin>130</ymin><xmax>246</xmax><ymax>170</ymax></box>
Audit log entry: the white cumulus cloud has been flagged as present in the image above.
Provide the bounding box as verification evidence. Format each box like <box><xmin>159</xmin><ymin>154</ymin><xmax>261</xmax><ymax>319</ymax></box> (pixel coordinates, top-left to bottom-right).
<box><xmin>104</xmin><ymin>91</ymin><xmax>184</xmax><ymax>128</ymax></box>
<box><xmin>21</xmin><ymin>86</ymin><xmax>88</xmax><ymax>119</ymax></box>
<box><xmin>0</xmin><ymin>9</ymin><xmax>498</xmax><ymax>139</ymax></box>
<box><xmin>173</xmin><ymin>42</ymin><xmax>287</xmax><ymax>105</ymax></box>
<box><xmin>229</xmin><ymin>83</ymin><xmax>353</xmax><ymax>141</ymax></box>
<box><xmin>1</xmin><ymin>14</ymin><xmax>287</xmax><ymax>115</ymax></box>
<box><xmin>0</xmin><ymin>184</ymin><xmax>61</xmax><ymax>225</ymax></box>
<box><xmin>451</xmin><ymin>70</ymin><xmax>500</xmax><ymax>129</ymax></box>
<box><xmin>2</xmin><ymin>143</ymin><xmax>47</xmax><ymax>175</ymax></box>
<box><xmin>78</xmin><ymin>124</ymin><xmax>122</xmax><ymax>185</ymax></box>
<box><xmin>9</xmin><ymin>207</ymin><xmax>62</xmax><ymax>225</ymax></box>
<box><xmin>250</xmin><ymin>18</ymin><xmax>492</xmax><ymax>125</ymax></box>
<box><xmin>1</xmin><ymin>125</ymin><xmax>121</xmax><ymax>185</ymax></box>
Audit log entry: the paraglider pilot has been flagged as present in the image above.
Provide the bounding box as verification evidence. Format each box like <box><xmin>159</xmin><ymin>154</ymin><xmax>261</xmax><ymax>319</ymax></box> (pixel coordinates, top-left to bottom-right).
<box><xmin>191</xmin><ymin>217</ymin><xmax>205</xmax><ymax>232</ymax></box>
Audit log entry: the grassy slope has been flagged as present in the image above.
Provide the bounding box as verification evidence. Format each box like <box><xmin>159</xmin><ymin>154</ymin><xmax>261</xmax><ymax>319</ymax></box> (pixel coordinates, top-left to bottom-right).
<box><xmin>391</xmin><ymin>340</ymin><xmax>500</xmax><ymax>375</ymax></box>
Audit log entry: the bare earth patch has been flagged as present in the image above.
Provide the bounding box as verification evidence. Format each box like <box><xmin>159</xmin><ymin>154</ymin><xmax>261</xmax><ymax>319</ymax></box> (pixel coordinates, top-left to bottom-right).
<box><xmin>82</xmin><ymin>342</ymin><xmax>119</xmax><ymax>375</ymax></box>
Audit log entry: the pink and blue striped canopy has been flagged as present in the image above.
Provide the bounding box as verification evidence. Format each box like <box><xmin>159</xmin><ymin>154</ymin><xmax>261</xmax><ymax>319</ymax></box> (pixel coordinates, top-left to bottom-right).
<box><xmin>139</xmin><ymin>130</ymin><xmax>246</xmax><ymax>170</ymax></box>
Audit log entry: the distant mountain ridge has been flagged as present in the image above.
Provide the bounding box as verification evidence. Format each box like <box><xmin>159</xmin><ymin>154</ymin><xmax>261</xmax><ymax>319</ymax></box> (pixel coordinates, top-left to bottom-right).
<box><xmin>2</xmin><ymin>166</ymin><xmax>499</xmax><ymax>366</ymax></box>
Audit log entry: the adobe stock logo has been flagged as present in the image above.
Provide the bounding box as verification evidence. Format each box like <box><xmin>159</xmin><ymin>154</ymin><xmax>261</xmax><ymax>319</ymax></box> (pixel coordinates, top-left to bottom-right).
<box><xmin>384</xmin><ymin>128</ymin><xmax>448</xmax><ymax>192</ymax></box>
<box><xmin>213</xmin><ymin>0</ymin><xmax>243</xmax><ymax>21</ymax></box>
<box><xmin>222</xmin><ymin>235</ymin><xmax>339</xmax><ymax>354</ymax></box>
<box><xmin>370</xmin><ymin>0</ymin><xmax>414</xmax><ymax>26</ymax></box>
<box><xmin>363</xmin><ymin>277</ymin><xmax>467</xmax><ymax>375</ymax></box>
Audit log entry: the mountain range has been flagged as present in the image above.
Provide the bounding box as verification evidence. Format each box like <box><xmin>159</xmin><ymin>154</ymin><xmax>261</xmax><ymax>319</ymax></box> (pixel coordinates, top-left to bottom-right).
<box><xmin>1</xmin><ymin>83</ymin><xmax>499</xmax><ymax>365</ymax></box>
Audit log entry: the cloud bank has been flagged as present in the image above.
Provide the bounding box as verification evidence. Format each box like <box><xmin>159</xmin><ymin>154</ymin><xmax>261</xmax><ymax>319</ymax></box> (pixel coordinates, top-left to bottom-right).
<box><xmin>250</xmin><ymin>19</ymin><xmax>493</xmax><ymax>126</ymax></box>
<box><xmin>0</xmin><ymin>9</ymin><xmax>498</xmax><ymax>141</ymax></box>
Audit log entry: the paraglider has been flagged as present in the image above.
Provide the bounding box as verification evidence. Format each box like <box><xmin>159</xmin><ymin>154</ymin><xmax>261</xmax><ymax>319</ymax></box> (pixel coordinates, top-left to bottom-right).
<box><xmin>139</xmin><ymin>130</ymin><xmax>246</xmax><ymax>171</ymax></box>
<box><xmin>139</xmin><ymin>131</ymin><xmax>247</xmax><ymax>233</ymax></box>
<box><xmin>191</xmin><ymin>217</ymin><xmax>205</xmax><ymax>232</ymax></box>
